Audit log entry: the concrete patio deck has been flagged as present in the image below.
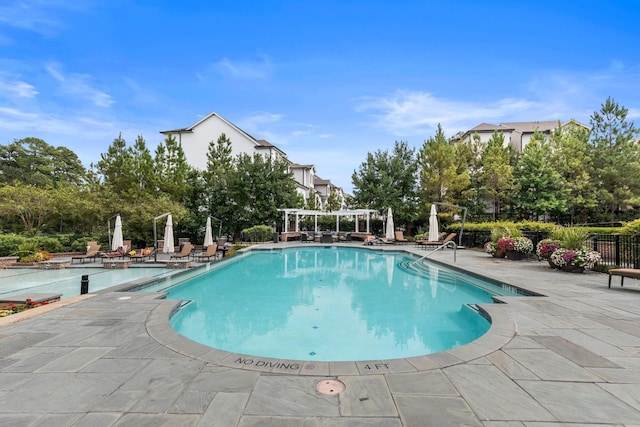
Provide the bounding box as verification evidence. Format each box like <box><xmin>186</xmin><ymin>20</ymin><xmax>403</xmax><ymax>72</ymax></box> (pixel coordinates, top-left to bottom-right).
<box><xmin>1</xmin><ymin>243</ymin><xmax>639</xmax><ymax>426</ymax></box>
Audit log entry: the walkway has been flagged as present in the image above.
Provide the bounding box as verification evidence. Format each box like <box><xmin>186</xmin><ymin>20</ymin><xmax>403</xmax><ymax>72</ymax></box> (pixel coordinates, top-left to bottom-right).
<box><xmin>0</xmin><ymin>245</ymin><xmax>639</xmax><ymax>426</ymax></box>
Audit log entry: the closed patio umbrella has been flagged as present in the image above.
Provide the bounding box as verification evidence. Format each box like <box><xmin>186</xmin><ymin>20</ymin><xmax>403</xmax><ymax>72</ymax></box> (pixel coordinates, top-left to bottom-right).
<box><xmin>428</xmin><ymin>204</ymin><xmax>439</xmax><ymax>242</ymax></box>
<box><xmin>203</xmin><ymin>216</ymin><xmax>214</xmax><ymax>247</ymax></box>
<box><xmin>111</xmin><ymin>214</ymin><xmax>123</xmax><ymax>251</ymax></box>
<box><xmin>385</xmin><ymin>207</ymin><xmax>394</xmax><ymax>240</ymax></box>
<box><xmin>163</xmin><ymin>214</ymin><xmax>175</xmax><ymax>254</ymax></box>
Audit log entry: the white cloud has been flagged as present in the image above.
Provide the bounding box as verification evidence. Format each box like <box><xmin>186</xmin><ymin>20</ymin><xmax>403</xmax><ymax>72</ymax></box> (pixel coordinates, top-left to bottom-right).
<box><xmin>356</xmin><ymin>91</ymin><xmax>544</xmax><ymax>136</ymax></box>
<box><xmin>46</xmin><ymin>63</ymin><xmax>114</xmax><ymax>108</ymax></box>
<box><xmin>214</xmin><ymin>56</ymin><xmax>273</xmax><ymax>79</ymax></box>
<box><xmin>0</xmin><ymin>78</ymin><xmax>38</xmax><ymax>98</ymax></box>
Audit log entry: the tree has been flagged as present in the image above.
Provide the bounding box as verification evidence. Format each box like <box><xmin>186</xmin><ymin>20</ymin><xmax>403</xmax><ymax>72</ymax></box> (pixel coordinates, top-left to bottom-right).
<box><xmin>455</xmin><ymin>133</ymin><xmax>486</xmax><ymax>218</ymax></box>
<box><xmin>154</xmin><ymin>133</ymin><xmax>190</xmax><ymax>203</ymax></box>
<box><xmin>96</xmin><ymin>133</ymin><xmax>135</xmax><ymax>194</ymax></box>
<box><xmin>227</xmin><ymin>154</ymin><xmax>299</xmax><ymax>237</ymax></box>
<box><xmin>351</xmin><ymin>141</ymin><xmax>418</xmax><ymax>229</ymax></box>
<box><xmin>0</xmin><ymin>182</ymin><xmax>55</xmax><ymax>235</ymax></box>
<box><xmin>479</xmin><ymin>131</ymin><xmax>517</xmax><ymax>220</ymax></box>
<box><xmin>0</xmin><ymin>137</ymin><xmax>86</xmax><ymax>187</ymax></box>
<box><xmin>418</xmin><ymin>125</ymin><xmax>471</xmax><ymax>215</ymax></box>
<box><xmin>130</xmin><ymin>135</ymin><xmax>155</xmax><ymax>197</ymax></box>
<box><xmin>204</xmin><ymin>133</ymin><xmax>234</xmax><ymax>226</ymax></box>
<box><xmin>549</xmin><ymin>124</ymin><xmax>597</xmax><ymax>223</ymax></box>
<box><xmin>326</xmin><ymin>189</ymin><xmax>342</xmax><ymax>211</ymax></box>
<box><xmin>589</xmin><ymin>97</ymin><xmax>640</xmax><ymax>220</ymax></box>
<box><xmin>511</xmin><ymin>131</ymin><xmax>567</xmax><ymax>219</ymax></box>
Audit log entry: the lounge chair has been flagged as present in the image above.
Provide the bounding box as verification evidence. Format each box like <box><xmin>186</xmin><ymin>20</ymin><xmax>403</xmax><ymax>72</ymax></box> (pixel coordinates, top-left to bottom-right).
<box><xmin>194</xmin><ymin>244</ymin><xmax>217</xmax><ymax>262</ymax></box>
<box><xmin>394</xmin><ymin>231</ymin><xmax>409</xmax><ymax>244</ymax></box>
<box><xmin>72</xmin><ymin>242</ymin><xmax>101</xmax><ymax>264</ymax></box>
<box><xmin>129</xmin><ymin>247</ymin><xmax>155</xmax><ymax>263</ymax></box>
<box><xmin>170</xmin><ymin>243</ymin><xmax>193</xmax><ymax>260</ymax></box>
<box><xmin>417</xmin><ymin>233</ymin><xmax>457</xmax><ymax>249</ymax></box>
<box><xmin>363</xmin><ymin>236</ymin><xmax>394</xmax><ymax>245</ymax></box>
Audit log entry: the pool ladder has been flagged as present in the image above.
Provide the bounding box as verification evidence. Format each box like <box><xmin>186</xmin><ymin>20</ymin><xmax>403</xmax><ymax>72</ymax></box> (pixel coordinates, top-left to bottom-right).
<box><xmin>408</xmin><ymin>240</ymin><xmax>457</xmax><ymax>268</ymax></box>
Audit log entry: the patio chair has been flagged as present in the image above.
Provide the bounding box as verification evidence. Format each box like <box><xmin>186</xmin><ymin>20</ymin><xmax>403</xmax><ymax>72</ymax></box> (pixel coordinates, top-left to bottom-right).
<box><xmin>129</xmin><ymin>247</ymin><xmax>156</xmax><ymax>263</ymax></box>
<box><xmin>417</xmin><ymin>233</ymin><xmax>457</xmax><ymax>249</ymax></box>
<box><xmin>394</xmin><ymin>231</ymin><xmax>409</xmax><ymax>244</ymax></box>
<box><xmin>194</xmin><ymin>244</ymin><xmax>218</xmax><ymax>262</ymax></box>
<box><xmin>216</xmin><ymin>238</ymin><xmax>229</xmax><ymax>257</ymax></box>
<box><xmin>300</xmin><ymin>233</ymin><xmax>314</xmax><ymax>243</ymax></box>
<box><xmin>72</xmin><ymin>242</ymin><xmax>101</xmax><ymax>264</ymax></box>
<box><xmin>170</xmin><ymin>243</ymin><xmax>193</xmax><ymax>260</ymax></box>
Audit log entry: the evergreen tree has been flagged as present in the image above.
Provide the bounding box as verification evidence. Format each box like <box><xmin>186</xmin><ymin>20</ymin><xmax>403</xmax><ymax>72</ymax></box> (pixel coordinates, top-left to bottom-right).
<box><xmin>130</xmin><ymin>135</ymin><xmax>155</xmax><ymax>197</ymax></box>
<box><xmin>351</xmin><ymin>141</ymin><xmax>418</xmax><ymax>229</ymax></box>
<box><xmin>479</xmin><ymin>131</ymin><xmax>517</xmax><ymax>220</ymax></box>
<box><xmin>511</xmin><ymin>131</ymin><xmax>567</xmax><ymax>219</ymax></box>
<box><xmin>96</xmin><ymin>133</ymin><xmax>135</xmax><ymax>194</ymax></box>
<box><xmin>549</xmin><ymin>124</ymin><xmax>597</xmax><ymax>223</ymax></box>
<box><xmin>154</xmin><ymin>133</ymin><xmax>190</xmax><ymax>203</ymax></box>
<box><xmin>589</xmin><ymin>97</ymin><xmax>640</xmax><ymax>219</ymax></box>
<box><xmin>418</xmin><ymin>125</ymin><xmax>470</xmax><ymax>211</ymax></box>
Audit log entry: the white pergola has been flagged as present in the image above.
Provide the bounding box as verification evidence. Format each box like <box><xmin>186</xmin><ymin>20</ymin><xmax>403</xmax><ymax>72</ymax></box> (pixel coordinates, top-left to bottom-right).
<box><xmin>278</xmin><ymin>209</ymin><xmax>378</xmax><ymax>234</ymax></box>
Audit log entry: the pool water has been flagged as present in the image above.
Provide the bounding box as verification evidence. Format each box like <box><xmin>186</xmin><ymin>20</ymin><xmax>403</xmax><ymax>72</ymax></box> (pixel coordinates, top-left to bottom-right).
<box><xmin>167</xmin><ymin>247</ymin><xmax>509</xmax><ymax>362</ymax></box>
<box><xmin>0</xmin><ymin>267</ymin><xmax>175</xmax><ymax>300</ymax></box>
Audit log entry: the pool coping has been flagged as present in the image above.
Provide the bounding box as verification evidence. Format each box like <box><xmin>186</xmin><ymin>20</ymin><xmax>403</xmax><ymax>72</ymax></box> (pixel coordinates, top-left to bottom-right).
<box><xmin>144</xmin><ymin>244</ymin><xmax>521</xmax><ymax>376</ymax></box>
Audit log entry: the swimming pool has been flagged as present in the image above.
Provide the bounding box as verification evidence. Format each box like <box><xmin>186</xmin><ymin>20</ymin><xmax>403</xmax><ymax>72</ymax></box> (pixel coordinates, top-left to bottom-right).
<box><xmin>0</xmin><ymin>267</ymin><xmax>177</xmax><ymax>300</ymax></box>
<box><xmin>165</xmin><ymin>247</ymin><xmax>522</xmax><ymax>362</ymax></box>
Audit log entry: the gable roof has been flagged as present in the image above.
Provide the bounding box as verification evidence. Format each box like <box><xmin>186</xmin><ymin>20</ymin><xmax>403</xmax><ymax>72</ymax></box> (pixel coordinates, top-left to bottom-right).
<box><xmin>160</xmin><ymin>112</ymin><xmax>258</xmax><ymax>142</ymax></box>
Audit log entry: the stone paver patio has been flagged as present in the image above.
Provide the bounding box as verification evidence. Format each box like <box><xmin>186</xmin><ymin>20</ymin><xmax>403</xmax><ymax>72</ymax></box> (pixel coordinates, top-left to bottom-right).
<box><xmin>1</xmin><ymin>243</ymin><xmax>639</xmax><ymax>426</ymax></box>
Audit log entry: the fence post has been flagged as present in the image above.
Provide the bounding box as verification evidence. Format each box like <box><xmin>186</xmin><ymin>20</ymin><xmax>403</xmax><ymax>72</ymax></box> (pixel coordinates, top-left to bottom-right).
<box><xmin>635</xmin><ymin>235</ymin><xmax>640</xmax><ymax>269</ymax></box>
<box><xmin>615</xmin><ymin>234</ymin><xmax>621</xmax><ymax>267</ymax></box>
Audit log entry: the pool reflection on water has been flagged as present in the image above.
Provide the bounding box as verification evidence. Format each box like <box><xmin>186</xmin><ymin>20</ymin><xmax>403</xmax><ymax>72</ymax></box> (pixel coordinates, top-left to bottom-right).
<box><xmin>167</xmin><ymin>247</ymin><xmax>507</xmax><ymax>362</ymax></box>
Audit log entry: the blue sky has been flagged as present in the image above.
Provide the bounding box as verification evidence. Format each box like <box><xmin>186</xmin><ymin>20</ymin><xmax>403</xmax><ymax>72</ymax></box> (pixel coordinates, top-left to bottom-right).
<box><xmin>1</xmin><ymin>1</ymin><xmax>639</xmax><ymax>193</ymax></box>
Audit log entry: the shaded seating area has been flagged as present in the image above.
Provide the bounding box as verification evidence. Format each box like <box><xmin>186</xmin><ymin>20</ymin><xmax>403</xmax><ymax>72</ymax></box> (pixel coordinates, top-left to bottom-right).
<box><xmin>72</xmin><ymin>242</ymin><xmax>101</xmax><ymax>264</ymax></box>
<box><xmin>170</xmin><ymin>243</ymin><xmax>193</xmax><ymax>260</ymax></box>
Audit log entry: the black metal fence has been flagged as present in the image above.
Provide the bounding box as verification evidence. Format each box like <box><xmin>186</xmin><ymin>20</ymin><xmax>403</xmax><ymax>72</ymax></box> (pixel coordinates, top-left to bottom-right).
<box><xmin>459</xmin><ymin>230</ymin><xmax>640</xmax><ymax>269</ymax></box>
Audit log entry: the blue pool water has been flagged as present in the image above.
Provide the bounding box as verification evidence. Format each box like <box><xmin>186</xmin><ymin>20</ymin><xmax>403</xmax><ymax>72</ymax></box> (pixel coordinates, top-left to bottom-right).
<box><xmin>0</xmin><ymin>267</ymin><xmax>175</xmax><ymax>300</ymax></box>
<box><xmin>167</xmin><ymin>247</ymin><xmax>515</xmax><ymax>362</ymax></box>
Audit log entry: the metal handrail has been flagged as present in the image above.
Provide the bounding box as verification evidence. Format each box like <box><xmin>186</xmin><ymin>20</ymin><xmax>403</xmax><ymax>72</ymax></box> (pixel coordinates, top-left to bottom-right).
<box><xmin>409</xmin><ymin>241</ymin><xmax>457</xmax><ymax>268</ymax></box>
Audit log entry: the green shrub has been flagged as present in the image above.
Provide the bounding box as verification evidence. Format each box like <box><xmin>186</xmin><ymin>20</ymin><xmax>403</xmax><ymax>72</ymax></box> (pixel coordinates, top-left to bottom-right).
<box><xmin>242</xmin><ymin>225</ymin><xmax>274</xmax><ymax>242</ymax></box>
<box><xmin>27</xmin><ymin>236</ymin><xmax>63</xmax><ymax>253</ymax></box>
<box><xmin>71</xmin><ymin>237</ymin><xmax>101</xmax><ymax>252</ymax></box>
<box><xmin>621</xmin><ymin>219</ymin><xmax>640</xmax><ymax>235</ymax></box>
<box><xmin>0</xmin><ymin>234</ymin><xmax>27</xmax><ymax>257</ymax></box>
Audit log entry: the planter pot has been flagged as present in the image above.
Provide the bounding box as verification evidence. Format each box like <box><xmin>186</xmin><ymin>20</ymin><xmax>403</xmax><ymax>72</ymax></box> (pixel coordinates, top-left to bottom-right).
<box><xmin>561</xmin><ymin>264</ymin><xmax>585</xmax><ymax>274</ymax></box>
<box><xmin>547</xmin><ymin>258</ymin><xmax>560</xmax><ymax>269</ymax></box>
<box><xmin>492</xmin><ymin>249</ymin><xmax>506</xmax><ymax>258</ymax></box>
<box><xmin>506</xmin><ymin>250</ymin><xmax>525</xmax><ymax>260</ymax></box>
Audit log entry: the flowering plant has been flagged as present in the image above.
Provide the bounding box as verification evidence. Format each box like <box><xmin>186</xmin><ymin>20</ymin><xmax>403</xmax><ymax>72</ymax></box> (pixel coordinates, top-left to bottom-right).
<box><xmin>485</xmin><ymin>241</ymin><xmax>498</xmax><ymax>255</ymax></box>
<box><xmin>497</xmin><ymin>237</ymin><xmax>515</xmax><ymax>252</ymax></box>
<box><xmin>498</xmin><ymin>236</ymin><xmax>533</xmax><ymax>254</ymax></box>
<box><xmin>536</xmin><ymin>239</ymin><xmax>561</xmax><ymax>259</ymax></box>
<box><xmin>550</xmin><ymin>247</ymin><xmax>601</xmax><ymax>269</ymax></box>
